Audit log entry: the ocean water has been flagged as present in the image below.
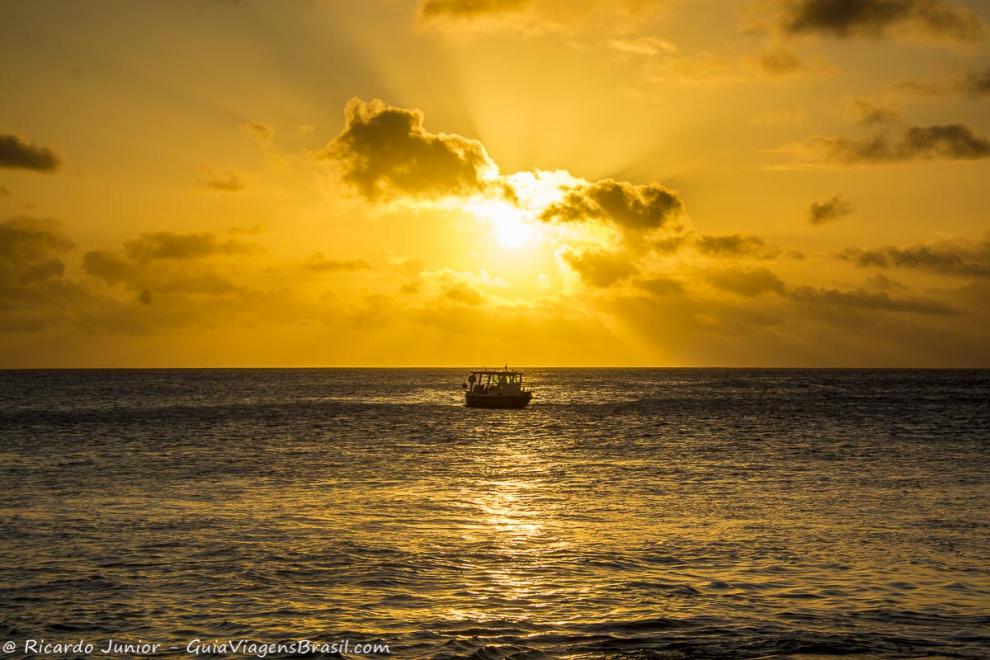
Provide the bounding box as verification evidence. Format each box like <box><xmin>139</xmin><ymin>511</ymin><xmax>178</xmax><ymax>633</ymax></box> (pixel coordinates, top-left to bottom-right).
<box><xmin>0</xmin><ymin>369</ymin><xmax>988</xmax><ymax>658</ymax></box>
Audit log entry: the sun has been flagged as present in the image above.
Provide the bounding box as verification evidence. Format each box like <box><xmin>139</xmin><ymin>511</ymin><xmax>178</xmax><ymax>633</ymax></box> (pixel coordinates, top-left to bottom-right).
<box><xmin>494</xmin><ymin>214</ymin><xmax>533</xmax><ymax>249</ymax></box>
<box><xmin>467</xmin><ymin>198</ymin><xmax>535</xmax><ymax>249</ymax></box>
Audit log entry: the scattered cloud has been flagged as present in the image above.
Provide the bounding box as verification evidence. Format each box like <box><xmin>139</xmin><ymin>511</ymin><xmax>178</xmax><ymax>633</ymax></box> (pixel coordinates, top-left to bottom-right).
<box><xmin>244</xmin><ymin>120</ymin><xmax>274</xmax><ymax>142</ymax></box>
<box><xmin>608</xmin><ymin>36</ymin><xmax>678</xmax><ymax>56</ymax></box>
<box><xmin>0</xmin><ymin>134</ymin><xmax>60</xmax><ymax>172</ymax></box>
<box><xmin>788</xmin><ymin>285</ymin><xmax>956</xmax><ymax>315</ymax></box>
<box><xmin>855</xmin><ymin>100</ymin><xmax>900</xmax><ymax>126</ymax></box>
<box><xmin>841</xmin><ymin>236</ymin><xmax>990</xmax><ymax>278</ymax></box>
<box><xmin>892</xmin><ymin>65</ymin><xmax>990</xmax><ymax>97</ymax></box>
<box><xmin>559</xmin><ymin>247</ymin><xmax>638</xmax><ymax>287</ymax></box>
<box><xmin>540</xmin><ymin>179</ymin><xmax>684</xmax><ymax>233</ymax></box>
<box><xmin>707</xmin><ymin>266</ymin><xmax>788</xmax><ymax>296</ymax></box>
<box><xmin>704</xmin><ymin>263</ymin><xmax>954</xmax><ymax>315</ymax></box>
<box><xmin>794</xmin><ymin>123</ymin><xmax>990</xmax><ymax>165</ymax></box>
<box><xmin>445</xmin><ymin>282</ymin><xmax>486</xmax><ymax>305</ymax></box>
<box><xmin>320</xmin><ymin>97</ymin><xmax>497</xmax><ymax>201</ymax></box>
<box><xmin>777</xmin><ymin>0</ymin><xmax>985</xmax><ymax>43</ymax></box>
<box><xmin>695</xmin><ymin>233</ymin><xmax>778</xmax><ymax>258</ymax></box>
<box><xmin>417</xmin><ymin>0</ymin><xmax>668</xmax><ymax>34</ymax></box>
<box><xmin>809</xmin><ymin>195</ymin><xmax>853</xmax><ymax>224</ymax></box>
<box><xmin>961</xmin><ymin>65</ymin><xmax>990</xmax><ymax>95</ymax></box>
<box><xmin>199</xmin><ymin>169</ymin><xmax>245</xmax><ymax>192</ymax></box>
<box><xmin>759</xmin><ymin>48</ymin><xmax>804</xmax><ymax>74</ymax></box>
<box><xmin>123</xmin><ymin>232</ymin><xmax>256</xmax><ymax>261</ymax></box>
<box><xmin>635</xmin><ymin>276</ymin><xmax>684</xmax><ymax>296</ymax></box>
<box><xmin>303</xmin><ymin>253</ymin><xmax>371</xmax><ymax>273</ymax></box>
<box><xmin>0</xmin><ymin>216</ymin><xmax>84</xmax><ymax>332</ymax></box>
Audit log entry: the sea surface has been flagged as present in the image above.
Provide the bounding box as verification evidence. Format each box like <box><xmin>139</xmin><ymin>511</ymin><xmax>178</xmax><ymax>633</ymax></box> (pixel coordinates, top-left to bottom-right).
<box><xmin>1</xmin><ymin>369</ymin><xmax>989</xmax><ymax>658</ymax></box>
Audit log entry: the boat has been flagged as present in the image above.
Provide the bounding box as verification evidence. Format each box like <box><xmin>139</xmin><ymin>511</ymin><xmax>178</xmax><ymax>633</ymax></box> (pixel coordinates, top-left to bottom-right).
<box><xmin>463</xmin><ymin>368</ymin><xmax>533</xmax><ymax>409</ymax></box>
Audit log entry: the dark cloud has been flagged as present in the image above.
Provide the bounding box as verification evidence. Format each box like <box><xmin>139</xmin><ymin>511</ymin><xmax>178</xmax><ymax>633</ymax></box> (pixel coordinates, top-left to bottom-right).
<box><xmin>841</xmin><ymin>237</ymin><xmax>990</xmax><ymax>278</ymax></box>
<box><xmin>417</xmin><ymin>0</ymin><xmax>658</xmax><ymax>32</ymax></box>
<box><xmin>82</xmin><ymin>251</ymin><xmax>136</xmax><ymax>285</ymax></box>
<box><xmin>0</xmin><ymin>216</ymin><xmax>72</xmax><ymax>275</ymax></box>
<box><xmin>200</xmin><ymin>170</ymin><xmax>245</xmax><ymax>192</ymax></box>
<box><xmin>814</xmin><ymin>123</ymin><xmax>990</xmax><ymax>164</ymax></box>
<box><xmin>123</xmin><ymin>232</ymin><xmax>255</xmax><ymax>260</ymax></box>
<box><xmin>0</xmin><ymin>216</ymin><xmax>85</xmax><ymax>331</ymax></box>
<box><xmin>81</xmin><ymin>231</ymin><xmax>258</xmax><ymax>306</ymax></box>
<box><xmin>636</xmin><ymin>276</ymin><xmax>684</xmax><ymax>296</ymax></box>
<box><xmin>541</xmin><ymin>179</ymin><xmax>684</xmax><ymax>233</ymax></box>
<box><xmin>760</xmin><ymin>48</ymin><xmax>804</xmax><ymax>75</ymax></box>
<box><xmin>0</xmin><ymin>134</ymin><xmax>61</xmax><ymax>172</ymax></box>
<box><xmin>560</xmin><ymin>248</ymin><xmax>638</xmax><ymax>287</ymax></box>
<box><xmin>82</xmin><ymin>248</ymin><xmax>238</xmax><ymax>296</ymax></box>
<box><xmin>779</xmin><ymin>0</ymin><xmax>985</xmax><ymax>42</ymax></box>
<box><xmin>704</xmin><ymin>261</ymin><xmax>955</xmax><ymax>315</ymax></box>
<box><xmin>245</xmin><ymin>120</ymin><xmax>273</xmax><ymax>142</ymax></box>
<box><xmin>707</xmin><ymin>267</ymin><xmax>788</xmax><ymax>297</ymax></box>
<box><xmin>962</xmin><ymin>66</ymin><xmax>990</xmax><ymax>95</ymax></box>
<box><xmin>321</xmin><ymin>98</ymin><xmax>496</xmax><ymax>201</ymax></box>
<box><xmin>788</xmin><ymin>285</ymin><xmax>956</xmax><ymax>315</ymax></box>
<box><xmin>695</xmin><ymin>234</ymin><xmax>778</xmax><ymax>258</ymax></box>
<box><xmin>892</xmin><ymin>66</ymin><xmax>990</xmax><ymax>98</ymax></box>
<box><xmin>809</xmin><ymin>195</ymin><xmax>853</xmax><ymax>225</ymax></box>
<box><xmin>303</xmin><ymin>253</ymin><xmax>371</xmax><ymax>273</ymax></box>
<box><xmin>855</xmin><ymin>100</ymin><xmax>900</xmax><ymax>126</ymax></box>
<box><xmin>0</xmin><ymin>184</ymin><xmax>10</xmax><ymax>196</ymax></box>
<box><xmin>420</xmin><ymin>0</ymin><xmax>527</xmax><ymax>19</ymax></box>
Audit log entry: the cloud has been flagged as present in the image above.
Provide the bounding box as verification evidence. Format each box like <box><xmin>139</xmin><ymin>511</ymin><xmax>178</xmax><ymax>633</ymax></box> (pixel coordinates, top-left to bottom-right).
<box><xmin>635</xmin><ymin>276</ymin><xmax>684</xmax><ymax>296</ymax></box>
<box><xmin>245</xmin><ymin>120</ymin><xmax>274</xmax><ymax>142</ymax></box>
<box><xmin>707</xmin><ymin>267</ymin><xmax>788</xmax><ymax>296</ymax></box>
<box><xmin>759</xmin><ymin>48</ymin><xmax>804</xmax><ymax>75</ymax></box>
<box><xmin>961</xmin><ymin>66</ymin><xmax>990</xmax><ymax>95</ymax></box>
<box><xmin>855</xmin><ymin>100</ymin><xmax>900</xmax><ymax>126</ymax></box>
<box><xmin>559</xmin><ymin>247</ymin><xmax>638</xmax><ymax>287</ymax></box>
<box><xmin>303</xmin><ymin>253</ymin><xmax>371</xmax><ymax>273</ymax></box>
<box><xmin>787</xmin><ymin>285</ymin><xmax>956</xmax><ymax>315</ymax></box>
<box><xmin>703</xmin><ymin>262</ymin><xmax>954</xmax><ymax>315</ymax></box>
<box><xmin>199</xmin><ymin>169</ymin><xmax>245</xmax><ymax>192</ymax></box>
<box><xmin>445</xmin><ymin>283</ymin><xmax>486</xmax><ymax>305</ymax></box>
<box><xmin>809</xmin><ymin>195</ymin><xmax>853</xmax><ymax>224</ymax></box>
<box><xmin>540</xmin><ymin>179</ymin><xmax>684</xmax><ymax>233</ymax></box>
<box><xmin>0</xmin><ymin>216</ymin><xmax>85</xmax><ymax>331</ymax></box>
<box><xmin>778</xmin><ymin>0</ymin><xmax>985</xmax><ymax>42</ymax></box>
<box><xmin>81</xmin><ymin>232</ymin><xmax>258</xmax><ymax>303</ymax></box>
<box><xmin>123</xmin><ymin>232</ymin><xmax>256</xmax><ymax>260</ymax></box>
<box><xmin>0</xmin><ymin>216</ymin><xmax>72</xmax><ymax>273</ymax></box>
<box><xmin>608</xmin><ymin>36</ymin><xmax>678</xmax><ymax>56</ymax></box>
<box><xmin>417</xmin><ymin>0</ymin><xmax>666</xmax><ymax>34</ymax></box>
<box><xmin>320</xmin><ymin>97</ymin><xmax>497</xmax><ymax>201</ymax></box>
<box><xmin>695</xmin><ymin>233</ymin><xmax>778</xmax><ymax>258</ymax></box>
<box><xmin>0</xmin><ymin>134</ymin><xmax>61</xmax><ymax>172</ymax></box>
<box><xmin>420</xmin><ymin>0</ymin><xmax>527</xmax><ymax>19</ymax></box>
<box><xmin>892</xmin><ymin>65</ymin><xmax>990</xmax><ymax>98</ymax></box>
<box><xmin>0</xmin><ymin>184</ymin><xmax>10</xmax><ymax>196</ymax></box>
<box><xmin>802</xmin><ymin>123</ymin><xmax>990</xmax><ymax>164</ymax></box>
<box><xmin>841</xmin><ymin>236</ymin><xmax>990</xmax><ymax>278</ymax></box>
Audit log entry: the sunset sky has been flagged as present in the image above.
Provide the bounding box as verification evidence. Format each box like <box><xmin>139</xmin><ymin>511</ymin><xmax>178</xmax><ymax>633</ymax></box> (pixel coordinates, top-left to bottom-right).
<box><xmin>1</xmin><ymin>0</ymin><xmax>989</xmax><ymax>367</ymax></box>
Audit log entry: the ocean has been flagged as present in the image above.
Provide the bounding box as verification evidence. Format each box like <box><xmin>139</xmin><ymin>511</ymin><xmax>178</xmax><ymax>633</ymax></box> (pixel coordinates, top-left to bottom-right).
<box><xmin>1</xmin><ymin>369</ymin><xmax>988</xmax><ymax>658</ymax></box>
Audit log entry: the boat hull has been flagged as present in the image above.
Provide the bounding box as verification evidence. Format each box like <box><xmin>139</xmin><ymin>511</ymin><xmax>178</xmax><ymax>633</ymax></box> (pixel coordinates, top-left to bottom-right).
<box><xmin>465</xmin><ymin>393</ymin><xmax>532</xmax><ymax>409</ymax></box>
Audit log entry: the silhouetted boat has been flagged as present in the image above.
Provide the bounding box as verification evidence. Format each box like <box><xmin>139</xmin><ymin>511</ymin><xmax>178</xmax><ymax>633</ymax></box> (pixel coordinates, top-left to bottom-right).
<box><xmin>463</xmin><ymin>368</ymin><xmax>532</xmax><ymax>409</ymax></box>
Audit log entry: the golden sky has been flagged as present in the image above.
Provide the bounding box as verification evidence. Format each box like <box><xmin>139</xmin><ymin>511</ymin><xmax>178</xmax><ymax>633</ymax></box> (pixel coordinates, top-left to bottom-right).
<box><xmin>1</xmin><ymin>0</ymin><xmax>989</xmax><ymax>367</ymax></box>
